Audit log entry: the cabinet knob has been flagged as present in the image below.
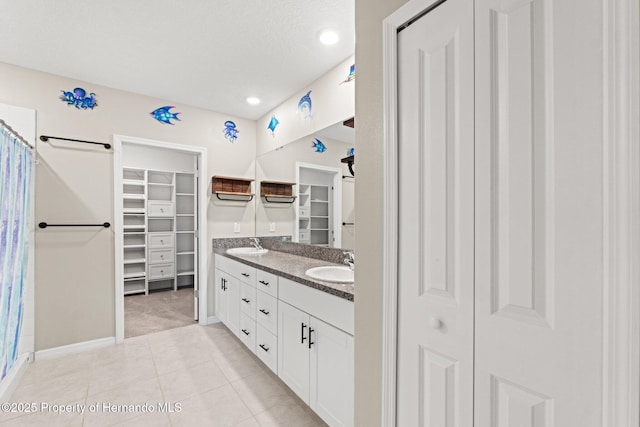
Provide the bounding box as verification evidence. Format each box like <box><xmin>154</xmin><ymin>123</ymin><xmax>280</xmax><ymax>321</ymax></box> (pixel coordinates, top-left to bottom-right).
<box><xmin>429</xmin><ymin>317</ymin><xmax>443</xmax><ymax>330</ymax></box>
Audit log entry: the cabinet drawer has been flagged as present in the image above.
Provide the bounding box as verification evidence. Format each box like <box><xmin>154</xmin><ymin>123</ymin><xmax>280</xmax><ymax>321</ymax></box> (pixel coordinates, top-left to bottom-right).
<box><xmin>148</xmin><ymin>263</ymin><xmax>174</xmax><ymax>280</ymax></box>
<box><xmin>148</xmin><ymin>201</ymin><xmax>175</xmax><ymax>217</ymax></box>
<box><xmin>299</xmin><ymin>207</ymin><xmax>310</xmax><ymax>217</ymax></box>
<box><xmin>240</xmin><ymin>282</ymin><xmax>257</xmax><ymax>320</ymax></box>
<box><xmin>149</xmin><ymin>248</ymin><xmax>174</xmax><ymax>264</ymax></box>
<box><xmin>256</xmin><ymin>290</ymin><xmax>278</xmax><ymax>334</ymax></box>
<box><xmin>256</xmin><ymin>270</ymin><xmax>278</xmax><ymax>297</ymax></box>
<box><xmin>239</xmin><ymin>313</ymin><xmax>256</xmax><ymax>354</ymax></box>
<box><xmin>148</xmin><ymin>233</ymin><xmax>174</xmax><ymax>248</ymax></box>
<box><xmin>256</xmin><ymin>325</ymin><xmax>278</xmax><ymax>374</ymax></box>
<box><xmin>299</xmin><ymin>230</ymin><xmax>310</xmax><ymax>242</ymax></box>
<box><xmin>231</xmin><ymin>262</ymin><xmax>256</xmax><ymax>286</ymax></box>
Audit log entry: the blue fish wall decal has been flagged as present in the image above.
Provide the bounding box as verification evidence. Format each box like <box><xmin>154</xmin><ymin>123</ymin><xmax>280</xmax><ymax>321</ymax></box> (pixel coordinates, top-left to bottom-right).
<box><xmin>297</xmin><ymin>91</ymin><xmax>312</xmax><ymax>119</ymax></box>
<box><xmin>267</xmin><ymin>116</ymin><xmax>280</xmax><ymax>136</ymax></box>
<box><xmin>340</xmin><ymin>64</ymin><xmax>356</xmax><ymax>84</ymax></box>
<box><xmin>150</xmin><ymin>106</ymin><xmax>180</xmax><ymax>125</ymax></box>
<box><xmin>312</xmin><ymin>138</ymin><xmax>327</xmax><ymax>153</ymax></box>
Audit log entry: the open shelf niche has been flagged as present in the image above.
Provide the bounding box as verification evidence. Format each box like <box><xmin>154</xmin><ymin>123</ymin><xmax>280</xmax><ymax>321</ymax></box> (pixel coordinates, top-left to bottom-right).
<box><xmin>212</xmin><ymin>176</ymin><xmax>254</xmax><ymax>201</ymax></box>
<box><xmin>260</xmin><ymin>180</ymin><xmax>297</xmax><ymax>203</ymax></box>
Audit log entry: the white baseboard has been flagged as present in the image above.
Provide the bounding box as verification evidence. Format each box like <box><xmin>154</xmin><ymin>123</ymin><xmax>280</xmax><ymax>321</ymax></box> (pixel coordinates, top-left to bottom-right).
<box><xmin>0</xmin><ymin>353</ymin><xmax>31</xmax><ymax>403</ymax></box>
<box><xmin>207</xmin><ymin>316</ymin><xmax>221</xmax><ymax>325</ymax></box>
<box><xmin>34</xmin><ymin>337</ymin><xmax>115</xmax><ymax>361</ymax></box>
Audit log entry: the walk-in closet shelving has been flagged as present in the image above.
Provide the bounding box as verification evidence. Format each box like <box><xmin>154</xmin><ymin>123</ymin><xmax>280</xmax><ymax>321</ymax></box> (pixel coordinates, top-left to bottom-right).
<box><xmin>299</xmin><ymin>184</ymin><xmax>330</xmax><ymax>246</ymax></box>
<box><xmin>121</xmin><ymin>168</ymin><xmax>197</xmax><ymax>296</ymax></box>
<box><xmin>122</xmin><ymin>168</ymin><xmax>147</xmax><ymax>295</ymax></box>
<box><xmin>147</xmin><ymin>171</ymin><xmax>176</xmax><ymax>292</ymax></box>
<box><xmin>175</xmin><ymin>173</ymin><xmax>196</xmax><ymax>289</ymax></box>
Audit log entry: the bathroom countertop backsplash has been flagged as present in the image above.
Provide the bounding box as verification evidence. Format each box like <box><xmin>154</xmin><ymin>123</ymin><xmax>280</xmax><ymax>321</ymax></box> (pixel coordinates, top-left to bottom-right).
<box><xmin>212</xmin><ymin>237</ymin><xmax>354</xmax><ymax>301</ymax></box>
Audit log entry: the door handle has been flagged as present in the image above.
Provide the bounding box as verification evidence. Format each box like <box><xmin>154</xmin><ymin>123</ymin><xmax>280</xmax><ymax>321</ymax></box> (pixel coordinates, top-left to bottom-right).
<box><xmin>259</xmin><ymin>344</ymin><xmax>269</xmax><ymax>352</ymax></box>
<box><xmin>308</xmin><ymin>328</ymin><xmax>315</xmax><ymax>349</ymax></box>
<box><xmin>429</xmin><ymin>317</ymin><xmax>443</xmax><ymax>330</ymax></box>
<box><xmin>301</xmin><ymin>323</ymin><xmax>307</xmax><ymax>343</ymax></box>
<box><xmin>259</xmin><ymin>308</ymin><xmax>270</xmax><ymax>316</ymax></box>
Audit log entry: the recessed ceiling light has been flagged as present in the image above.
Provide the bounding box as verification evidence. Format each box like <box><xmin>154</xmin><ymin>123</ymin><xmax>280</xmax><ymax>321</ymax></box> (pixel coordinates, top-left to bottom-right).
<box><xmin>318</xmin><ymin>29</ymin><xmax>339</xmax><ymax>46</ymax></box>
<box><xmin>246</xmin><ymin>97</ymin><xmax>260</xmax><ymax>105</ymax></box>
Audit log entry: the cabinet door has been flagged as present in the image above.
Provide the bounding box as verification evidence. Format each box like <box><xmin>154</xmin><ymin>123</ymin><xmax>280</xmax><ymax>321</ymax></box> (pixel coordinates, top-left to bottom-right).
<box><xmin>277</xmin><ymin>301</ymin><xmax>310</xmax><ymax>402</ymax></box>
<box><xmin>225</xmin><ymin>275</ymin><xmax>240</xmax><ymax>338</ymax></box>
<box><xmin>215</xmin><ymin>269</ymin><xmax>228</xmax><ymax>324</ymax></box>
<box><xmin>397</xmin><ymin>0</ymin><xmax>475</xmax><ymax>425</ymax></box>
<box><xmin>309</xmin><ymin>317</ymin><xmax>354</xmax><ymax>427</ymax></box>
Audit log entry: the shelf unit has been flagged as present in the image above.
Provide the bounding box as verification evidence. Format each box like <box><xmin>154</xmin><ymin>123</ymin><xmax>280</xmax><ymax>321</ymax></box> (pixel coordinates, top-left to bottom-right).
<box><xmin>122</xmin><ymin>168</ymin><xmax>147</xmax><ymax>295</ymax></box>
<box><xmin>260</xmin><ymin>180</ymin><xmax>297</xmax><ymax>203</ymax></box>
<box><xmin>298</xmin><ymin>184</ymin><xmax>331</xmax><ymax>246</ymax></box>
<box><xmin>212</xmin><ymin>176</ymin><xmax>254</xmax><ymax>201</ymax></box>
<box><xmin>121</xmin><ymin>168</ymin><xmax>197</xmax><ymax>296</ymax></box>
<box><xmin>175</xmin><ymin>173</ymin><xmax>196</xmax><ymax>289</ymax></box>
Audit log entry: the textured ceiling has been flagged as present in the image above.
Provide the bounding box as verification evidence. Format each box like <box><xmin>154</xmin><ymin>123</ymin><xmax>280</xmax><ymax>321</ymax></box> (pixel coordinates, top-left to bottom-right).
<box><xmin>0</xmin><ymin>0</ymin><xmax>355</xmax><ymax>119</ymax></box>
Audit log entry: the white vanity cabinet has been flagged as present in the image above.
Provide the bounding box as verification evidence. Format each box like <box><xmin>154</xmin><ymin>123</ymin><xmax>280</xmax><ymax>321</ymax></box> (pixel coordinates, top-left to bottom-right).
<box><xmin>278</xmin><ymin>277</ymin><xmax>354</xmax><ymax>427</ymax></box>
<box><xmin>214</xmin><ymin>254</ymin><xmax>354</xmax><ymax>427</ymax></box>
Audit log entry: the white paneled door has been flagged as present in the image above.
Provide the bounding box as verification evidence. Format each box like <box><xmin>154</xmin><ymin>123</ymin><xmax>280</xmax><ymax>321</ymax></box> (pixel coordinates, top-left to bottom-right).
<box><xmin>474</xmin><ymin>0</ymin><xmax>604</xmax><ymax>425</ymax></box>
<box><xmin>397</xmin><ymin>0</ymin><xmax>475</xmax><ymax>425</ymax></box>
<box><xmin>397</xmin><ymin>0</ymin><xmax>607</xmax><ymax>425</ymax></box>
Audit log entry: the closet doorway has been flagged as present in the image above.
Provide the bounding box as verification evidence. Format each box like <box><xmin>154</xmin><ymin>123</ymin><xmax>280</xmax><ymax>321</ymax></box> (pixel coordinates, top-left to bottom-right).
<box><xmin>295</xmin><ymin>163</ymin><xmax>343</xmax><ymax>248</ymax></box>
<box><xmin>113</xmin><ymin>135</ymin><xmax>208</xmax><ymax>342</ymax></box>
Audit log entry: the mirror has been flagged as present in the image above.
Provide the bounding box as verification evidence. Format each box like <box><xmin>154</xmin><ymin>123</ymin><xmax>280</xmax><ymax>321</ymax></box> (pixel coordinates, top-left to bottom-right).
<box><xmin>255</xmin><ymin>121</ymin><xmax>355</xmax><ymax>249</ymax></box>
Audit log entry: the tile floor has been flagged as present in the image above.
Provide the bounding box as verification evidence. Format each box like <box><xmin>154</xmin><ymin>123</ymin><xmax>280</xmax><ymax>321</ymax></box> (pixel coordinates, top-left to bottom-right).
<box><xmin>125</xmin><ymin>287</ymin><xmax>196</xmax><ymax>338</ymax></box>
<box><xmin>0</xmin><ymin>324</ymin><xmax>328</xmax><ymax>426</ymax></box>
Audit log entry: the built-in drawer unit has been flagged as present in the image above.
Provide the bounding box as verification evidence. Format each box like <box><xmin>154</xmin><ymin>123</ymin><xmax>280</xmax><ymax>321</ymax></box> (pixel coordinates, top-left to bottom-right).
<box><xmin>148</xmin><ymin>233</ymin><xmax>174</xmax><ymax>248</ymax></box>
<box><xmin>256</xmin><ymin>324</ymin><xmax>278</xmax><ymax>374</ymax></box>
<box><xmin>256</xmin><ymin>269</ymin><xmax>278</xmax><ymax>297</ymax></box>
<box><xmin>240</xmin><ymin>282</ymin><xmax>257</xmax><ymax>320</ymax></box>
<box><xmin>148</xmin><ymin>263</ymin><xmax>175</xmax><ymax>280</ymax></box>
<box><xmin>299</xmin><ymin>206</ymin><xmax>310</xmax><ymax>217</ymax></box>
<box><xmin>239</xmin><ymin>312</ymin><xmax>256</xmax><ymax>353</ymax></box>
<box><xmin>148</xmin><ymin>201</ymin><xmax>175</xmax><ymax>217</ymax></box>
<box><xmin>148</xmin><ymin>248</ymin><xmax>175</xmax><ymax>264</ymax></box>
<box><xmin>256</xmin><ymin>290</ymin><xmax>278</xmax><ymax>334</ymax></box>
<box><xmin>217</xmin><ymin>256</ymin><xmax>257</xmax><ymax>287</ymax></box>
<box><xmin>299</xmin><ymin>230</ymin><xmax>310</xmax><ymax>242</ymax></box>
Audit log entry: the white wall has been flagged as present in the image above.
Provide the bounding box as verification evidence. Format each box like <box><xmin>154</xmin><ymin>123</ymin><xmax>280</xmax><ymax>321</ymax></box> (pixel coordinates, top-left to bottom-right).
<box><xmin>354</xmin><ymin>1</ymin><xmax>407</xmax><ymax>426</ymax></box>
<box><xmin>0</xmin><ymin>62</ymin><xmax>256</xmax><ymax>350</ymax></box>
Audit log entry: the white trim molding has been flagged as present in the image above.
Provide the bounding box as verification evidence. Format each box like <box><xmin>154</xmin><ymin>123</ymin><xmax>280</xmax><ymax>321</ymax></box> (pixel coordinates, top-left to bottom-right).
<box><xmin>34</xmin><ymin>337</ymin><xmax>115</xmax><ymax>361</ymax></box>
<box><xmin>0</xmin><ymin>354</ymin><xmax>31</xmax><ymax>403</ymax></box>
<box><xmin>602</xmin><ymin>0</ymin><xmax>640</xmax><ymax>425</ymax></box>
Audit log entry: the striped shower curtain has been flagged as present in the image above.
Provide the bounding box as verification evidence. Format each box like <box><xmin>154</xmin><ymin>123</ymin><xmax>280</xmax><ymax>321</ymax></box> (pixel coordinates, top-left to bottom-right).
<box><xmin>0</xmin><ymin>125</ymin><xmax>33</xmax><ymax>381</ymax></box>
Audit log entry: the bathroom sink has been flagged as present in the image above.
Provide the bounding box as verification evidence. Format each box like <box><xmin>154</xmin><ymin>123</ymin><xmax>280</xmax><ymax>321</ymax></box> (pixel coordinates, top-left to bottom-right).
<box><xmin>226</xmin><ymin>247</ymin><xmax>269</xmax><ymax>255</ymax></box>
<box><xmin>305</xmin><ymin>266</ymin><xmax>354</xmax><ymax>283</ymax></box>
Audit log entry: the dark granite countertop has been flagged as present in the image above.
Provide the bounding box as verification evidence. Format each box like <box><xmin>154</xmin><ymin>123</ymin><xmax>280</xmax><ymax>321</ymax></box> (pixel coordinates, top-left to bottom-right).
<box><xmin>213</xmin><ymin>248</ymin><xmax>354</xmax><ymax>302</ymax></box>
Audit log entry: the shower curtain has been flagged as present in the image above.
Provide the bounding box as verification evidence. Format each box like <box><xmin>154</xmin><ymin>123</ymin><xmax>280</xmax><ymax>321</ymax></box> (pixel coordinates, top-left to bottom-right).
<box><xmin>0</xmin><ymin>125</ymin><xmax>33</xmax><ymax>381</ymax></box>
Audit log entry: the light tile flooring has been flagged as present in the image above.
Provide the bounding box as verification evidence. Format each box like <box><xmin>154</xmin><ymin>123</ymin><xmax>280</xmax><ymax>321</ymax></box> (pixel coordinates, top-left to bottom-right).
<box><xmin>0</xmin><ymin>324</ymin><xmax>328</xmax><ymax>426</ymax></box>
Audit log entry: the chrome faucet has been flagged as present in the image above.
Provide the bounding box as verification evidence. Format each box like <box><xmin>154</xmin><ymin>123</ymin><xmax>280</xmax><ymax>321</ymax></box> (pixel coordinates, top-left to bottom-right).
<box><xmin>343</xmin><ymin>250</ymin><xmax>355</xmax><ymax>271</ymax></box>
<box><xmin>250</xmin><ymin>237</ymin><xmax>263</xmax><ymax>250</ymax></box>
